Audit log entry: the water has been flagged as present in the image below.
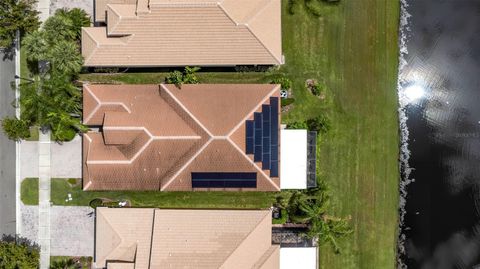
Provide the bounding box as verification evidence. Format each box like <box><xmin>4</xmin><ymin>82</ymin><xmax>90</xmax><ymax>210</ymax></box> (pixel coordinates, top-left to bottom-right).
<box><xmin>398</xmin><ymin>0</ymin><xmax>480</xmax><ymax>268</ymax></box>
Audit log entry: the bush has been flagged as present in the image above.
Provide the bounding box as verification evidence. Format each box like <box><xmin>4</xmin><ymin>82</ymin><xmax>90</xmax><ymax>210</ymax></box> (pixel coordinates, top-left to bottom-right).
<box><xmin>287</xmin><ymin>0</ymin><xmax>300</xmax><ymax>14</ymax></box>
<box><xmin>165</xmin><ymin>70</ymin><xmax>184</xmax><ymax>87</ymax></box>
<box><xmin>67</xmin><ymin>178</ymin><xmax>77</xmax><ymax>185</ymax></box>
<box><xmin>310</xmin><ymin>84</ymin><xmax>323</xmax><ymax>96</ymax></box>
<box><xmin>281</xmin><ymin>98</ymin><xmax>295</xmax><ymax>107</ymax></box>
<box><xmin>0</xmin><ymin>235</ymin><xmax>39</xmax><ymax>269</ymax></box>
<box><xmin>287</xmin><ymin>121</ymin><xmax>308</xmax><ymax>129</ymax></box>
<box><xmin>89</xmin><ymin>198</ymin><xmax>103</xmax><ymax>209</ymax></box>
<box><xmin>306</xmin><ymin>114</ymin><xmax>331</xmax><ymax>134</ymax></box>
<box><xmin>1</xmin><ymin>117</ymin><xmax>31</xmax><ymax>141</ymax></box>
<box><xmin>270</xmin><ymin>77</ymin><xmax>292</xmax><ymax>91</ymax></box>
<box><xmin>165</xmin><ymin>66</ymin><xmax>200</xmax><ymax>88</ymax></box>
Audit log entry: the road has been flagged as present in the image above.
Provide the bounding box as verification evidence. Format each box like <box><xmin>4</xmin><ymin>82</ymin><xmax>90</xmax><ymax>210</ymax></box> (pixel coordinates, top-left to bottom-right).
<box><xmin>0</xmin><ymin>49</ymin><xmax>16</xmax><ymax>236</ymax></box>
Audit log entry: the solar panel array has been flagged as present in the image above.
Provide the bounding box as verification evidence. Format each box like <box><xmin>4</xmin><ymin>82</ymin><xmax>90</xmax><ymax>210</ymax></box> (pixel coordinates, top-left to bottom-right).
<box><xmin>192</xmin><ymin>172</ymin><xmax>257</xmax><ymax>188</ymax></box>
<box><xmin>245</xmin><ymin>97</ymin><xmax>279</xmax><ymax>177</ymax></box>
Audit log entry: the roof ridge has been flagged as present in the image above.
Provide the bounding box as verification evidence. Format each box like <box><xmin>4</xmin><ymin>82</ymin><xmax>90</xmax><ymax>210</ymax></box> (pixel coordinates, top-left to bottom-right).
<box><xmin>218</xmin><ymin>210</ymin><xmax>271</xmax><ymax>267</ymax></box>
<box><xmin>160</xmin><ymin>138</ymin><xmax>213</xmax><ymax>190</ymax></box>
<box><xmin>227</xmin><ymin>84</ymin><xmax>280</xmax><ymax>137</ymax></box>
<box><xmin>96</xmin><ymin>209</ymin><xmax>124</xmax><ymax>265</ymax></box>
<box><xmin>253</xmin><ymin>245</ymin><xmax>279</xmax><ymax>269</ymax></box>
<box><xmin>245</xmin><ymin>24</ymin><xmax>282</xmax><ymax>65</ymax></box>
<box><xmin>160</xmin><ymin>84</ymin><xmax>214</xmax><ymax>137</ymax></box>
<box><xmin>219</xmin><ymin>0</ymin><xmax>282</xmax><ymax>64</ymax></box>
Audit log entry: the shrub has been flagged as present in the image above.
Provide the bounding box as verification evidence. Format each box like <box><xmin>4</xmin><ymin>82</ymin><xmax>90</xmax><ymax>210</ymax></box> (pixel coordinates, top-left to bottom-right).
<box><xmin>270</xmin><ymin>77</ymin><xmax>292</xmax><ymax>91</ymax></box>
<box><xmin>310</xmin><ymin>84</ymin><xmax>323</xmax><ymax>96</ymax></box>
<box><xmin>165</xmin><ymin>66</ymin><xmax>200</xmax><ymax>88</ymax></box>
<box><xmin>281</xmin><ymin>98</ymin><xmax>295</xmax><ymax>107</ymax></box>
<box><xmin>287</xmin><ymin>0</ymin><xmax>300</xmax><ymax>14</ymax></box>
<box><xmin>0</xmin><ymin>235</ymin><xmax>39</xmax><ymax>269</ymax></box>
<box><xmin>165</xmin><ymin>70</ymin><xmax>184</xmax><ymax>87</ymax></box>
<box><xmin>287</xmin><ymin>121</ymin><xmax>308</xmax><ymax>129</ymax></box>
<box><xmin>1</xmin><ymin>117</ymin><xmax>31</xmax><ymax>141</ymax></box>
<box><xmin>182</xmin><ymin>66</ymin><xmax>200</xmax><ymax>84</ymax></box>
<box><xmin>67</xmin><ymin>178</ymin><xmax>77</xmax><ymax>185</ymax></box>
<box><xmin>306</xmin><ymin>114</ymin><xmax>331</xmax><ymax>134</ymax></box>
<box><xmin>89</xmin><ymin>198</ymin><xmax>103</xmax><ymax>209</ymax></box>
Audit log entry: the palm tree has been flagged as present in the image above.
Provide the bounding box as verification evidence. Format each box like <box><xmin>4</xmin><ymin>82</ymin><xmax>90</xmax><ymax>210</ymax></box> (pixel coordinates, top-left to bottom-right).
<box><xmin>22</xmin><ymin>31</ymin><xmax>48</xmax><ymax>61</ymax></box>
<box><xmin>42</xmin><ymin>15</ymin><xmax>76</xmax><ymax>45</ymax></box>
<box><xmin>48</xmin><ymin>40</ymin><xmax>83</xmax><ymax>76</ymax></box>
<box><xmin>286</xmin><ymin>184</ymin><xmax>353</xmax><ymax>254</ymax></box>
<box><xmin>65</xmin><ymin>8</ymin><xmax>91</xmax><ymax>38</ymax></box>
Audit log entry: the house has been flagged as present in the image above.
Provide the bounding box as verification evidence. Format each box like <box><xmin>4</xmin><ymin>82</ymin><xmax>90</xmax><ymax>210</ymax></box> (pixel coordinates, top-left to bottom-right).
<box><xmin>94</xmin><ymin>208</ymin><xmax>318</xmax><ymax>269</ymax></box>
<box><xmin>81</xmin><ymin>0</ymin><xmax>282</xmax><ymax>67</ymax></box>
<box><xmin>82</xmin><ymin>83</ymin><xmax>316</xmax><ymax>191</ymax></box>
<box><xmin>82</xmin><ymin>84</ymin><xmax>282</xmax><ymax>191</ymax></box>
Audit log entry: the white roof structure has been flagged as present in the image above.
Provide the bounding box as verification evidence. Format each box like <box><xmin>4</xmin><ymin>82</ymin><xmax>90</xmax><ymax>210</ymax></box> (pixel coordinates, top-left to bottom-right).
<box><xmin>280</xmin><ymin>247</ymin><xmax>318</xmax><ymax>269</ymax></box>
<box><xmin>280</xmin><ymin>129</ymin><xmax>308</xmax><ymax>189</ymax></box>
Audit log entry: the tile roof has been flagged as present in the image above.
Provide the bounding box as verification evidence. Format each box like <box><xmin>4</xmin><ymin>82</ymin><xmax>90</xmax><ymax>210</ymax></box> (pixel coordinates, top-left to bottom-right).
<box><xmin>82</xmin><ymin>84</ymin><xmax>281</xmax><ymax>191</ymax></box>
<box><xmin>95</xmin><ymin>208</ymin><xmax>279</xmax><ymax>269</ymax></box>
<box><xmin>83</xmin><ymin>0</ymin><xmax>282</xmax><ymax>66</ymax></box>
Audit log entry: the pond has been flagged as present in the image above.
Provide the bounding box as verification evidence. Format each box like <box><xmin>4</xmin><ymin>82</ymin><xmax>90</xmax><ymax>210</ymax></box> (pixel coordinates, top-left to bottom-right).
<box><xmin>398</xmin><ymin>0</ymin><xmax>480</xmax><ymax>268</ymax></box>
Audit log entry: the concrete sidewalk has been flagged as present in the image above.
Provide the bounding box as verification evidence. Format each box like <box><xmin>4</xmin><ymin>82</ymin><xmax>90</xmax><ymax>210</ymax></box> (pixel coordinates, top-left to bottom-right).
<box><xmin>38</xmin><ymin>131</ymin><xmax>51</xmax><ymax>269</ymax></box>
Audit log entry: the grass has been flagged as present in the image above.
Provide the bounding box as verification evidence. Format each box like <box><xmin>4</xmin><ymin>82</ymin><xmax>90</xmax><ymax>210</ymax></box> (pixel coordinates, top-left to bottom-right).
<box><xmin>81</xmin><ymin>0</ymin><xmax>401</xmax><ymax>268</ymax></box>
<box><xmin>20</xmin><ymin>178</ymin><xmax>38</xmax><ymax>205</ymax></box>
<box><xmin>22</xmin><ymin>178</ymin><xmax>277</xmax><ymax>209</ymax></box>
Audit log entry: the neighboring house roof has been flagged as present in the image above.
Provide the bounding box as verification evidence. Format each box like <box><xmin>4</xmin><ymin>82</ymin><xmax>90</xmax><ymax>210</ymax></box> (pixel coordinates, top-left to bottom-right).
<box><xmin>95</xmin><ymin>208</ymin><xmax>279</xmax><ymax>269</ymax></box>
<box><xmin>82</xmin><ymin>84</ymin><xmax>281</xmax><ymax>191</ymax></box>
<box><xmin>82</xmin><ymin>0</ymin><xmax>282</xmax><ymax>66</ymax></box>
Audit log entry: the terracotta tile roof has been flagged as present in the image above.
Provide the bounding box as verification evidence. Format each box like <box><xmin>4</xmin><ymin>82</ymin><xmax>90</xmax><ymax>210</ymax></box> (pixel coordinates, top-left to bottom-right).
<box><xmin>95</xmin><ymin>208</ymin><xmax>279</xmax><ymax>269</ymax></box>
<box><xmin>83</xmin><ymin>0</ymin><xmax>282</xmax><ymax>66</ymax></box>
<box><xmin>82</xmin><ymin>84</ymin><xmax>281</xmax><ymax>191</ymax></box>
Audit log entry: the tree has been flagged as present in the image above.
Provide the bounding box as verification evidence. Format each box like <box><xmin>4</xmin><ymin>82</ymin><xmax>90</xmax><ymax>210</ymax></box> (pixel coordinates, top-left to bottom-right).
<box><xmin>0</xmin><ymin>235</ymin><xmax>39</xmax><ymax>269</ymax></box>
<box><xmin>48</xmin><ymin>40</ymin><xmax>83</xmax><ymax>75</ymax></box>
<box><xmin>22</xmin><ymin>31</ymin><xmax>48</xmax><ymax>61</ymax></box>
<box><xmin>1</xmin><ymin>117</ymin><xmax>31</xmax><ymax>141</ymax></box>
<box><xmin>0</xmin><ymin>0</ymin><xmax>40</xmax><ymax>48</ymax></box>
<box><xmin>286</xmin><ymin>183</ymin><xmax>352</xmax><ymax>254</ymax></box>
<box><xmin>42</xmin><ymin>15</ymin><xmax>76</xmax><ymax>45</ymax></box>
<box><xmin>59</xmin><ymin>8</ymin><xmax>91</xmax><ymax>39</ymax></box>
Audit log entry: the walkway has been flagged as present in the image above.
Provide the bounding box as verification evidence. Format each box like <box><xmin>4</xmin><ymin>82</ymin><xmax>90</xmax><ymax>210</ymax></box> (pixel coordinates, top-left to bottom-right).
<box><xmin>37</xmin><ymin>0</ymin><xmax>50</xmax><ymax>22</ymax></box>
<box><xmin>38</xmin><ymin>131</ymin><xmax>51</xmax><ymax>269</ymax></box>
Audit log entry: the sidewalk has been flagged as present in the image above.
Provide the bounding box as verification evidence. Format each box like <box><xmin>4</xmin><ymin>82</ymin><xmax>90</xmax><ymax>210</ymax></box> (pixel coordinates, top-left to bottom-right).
<box><xmin>38</xmin><ymin>131</ymin><xmax>51</xmax><ymax>269</ymax></box>
<box><xmin>37</xmin><ymin>0</ymin><xmax>50</xmax><ymax>22</ymax></box>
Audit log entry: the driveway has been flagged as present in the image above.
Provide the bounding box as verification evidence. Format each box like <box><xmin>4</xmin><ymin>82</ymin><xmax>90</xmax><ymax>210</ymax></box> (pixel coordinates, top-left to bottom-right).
<box><xmin>21</xmin><ymin>204</ymin><xmax>94</xmax><ymax>257</ymax></box>
<box><xmin>21</xmin><ymin>135</ymin><xmax>82</xmax><ymax>179</ymax></box>
<box><xmin>0</xmin><ymin>49</ymin><xmax>17</xmax><ymax>236</ymax></box>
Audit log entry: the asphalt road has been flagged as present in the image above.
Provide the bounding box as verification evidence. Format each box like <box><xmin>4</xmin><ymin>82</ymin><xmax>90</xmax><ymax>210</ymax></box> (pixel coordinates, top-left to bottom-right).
<box><xmin>0</xmin><ymin>49</ymin><xmax>16</xmax><ymax>236</ymax></box>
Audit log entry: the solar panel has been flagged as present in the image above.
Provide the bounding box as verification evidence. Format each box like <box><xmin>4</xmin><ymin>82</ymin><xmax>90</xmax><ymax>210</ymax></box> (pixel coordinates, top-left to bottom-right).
<box><xmin>254</xmin><ymin>146</ymin><xmax>262</xmax><ymax>161</ymax></box>
<box><xmin>246</xmin><ymin>138</ymin><xmax>254</xmax><ymax>154</ymax></box>
<box><xmin>271</xmin><ymin>145</ymin><xmax>278</xmax><ymax>161</ymax></box>
<box><xmin>246</xmin><ymin>120</ymin><xmax>254</xmax><ymax>138</ymax></box>
<box><xmin>270</xmin><ymin>161</ymin><xmax>279</xmax><ymax>177</ymax></box>
<box><xmin>192</xmin><ymin>172</ymin><xmax>257</xmax><ymax>188</ymax></box>
<box><xmin>254</xmin><ymin>112</ymin><xmax>262</xmax><ymax>127</ymax></box>
<box><xmin>262</xmin><ymin>153</ymin><xmax>271</xmax><ymax>170</ymax></box>
<box><xmin>254</xmin><ymin>130</ymin><xmax>262</xmax><ymax>145</ymax></box>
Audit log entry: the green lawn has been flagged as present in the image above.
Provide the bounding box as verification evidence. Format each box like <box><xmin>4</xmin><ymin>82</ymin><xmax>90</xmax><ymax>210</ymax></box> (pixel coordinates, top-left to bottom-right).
<box><xmin>21</xmin><ymin>178</ymin><xmax>277</xmax><ymax>209</ymax></box>
<box><xmin>20</xmin><ymin>178</ymin><xmax>38</xmax><ymax>205</ymax></box>
<box><xmin>80</xmin><ymin>0</ymin><xmax>400</xmax><ymax>268</ymax></box>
